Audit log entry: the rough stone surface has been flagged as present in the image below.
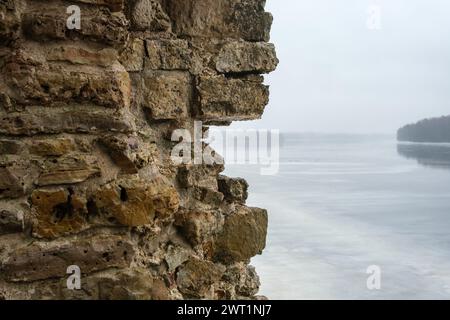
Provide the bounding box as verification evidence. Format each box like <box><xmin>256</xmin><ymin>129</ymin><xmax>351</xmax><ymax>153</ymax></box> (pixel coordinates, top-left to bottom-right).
<box><xmin>0</xmin><ymin>206</ymin><xmax>24</xmax><ymax>235</ymax></box>
<box><xmin>216</xmin><ymin>41</ymin><xmax>278</xmax><ymax>74</ymax></box>
<box><xmin>145</xmin><ymin>39</ymin><xmax>191</xmax><ymax>70</ymax></box>
<box><xmin>176</xmin><ymin>258</ymin><xmax>225</xmax><ymax>298</ymax></box>
<box><xmin>0</xmin><ymin>0</ymin><xmax>276</xmax><ymax>300</ymax></box>
<box><xmin>218</xmin><ymin>175</ymin><xmax>249</xmax><ymax>204</ymax></box>
<box><xmin>139</xmin><ymin>71</ymin><xmax>191</xmax><ymax>121</ymax></box>
<box><xmin>31</xmin><ymin>188</ymin><xmax>87</xmax><ymax>238</ymax></box>
<box><xmin>163</xmin><ymin>0</ymin><xmax>273</xmax><ymax>41</ymax></box>
<box><xmin>213</xmin><ymin>206</ymin><xmax>268</xmax><ymax>264</ymax></box>
<box><xmin>1</xmin><ymin>234</ymin><xmax>134</xmax><ymax>282</ymax></box>
<box><xmin>130</xmin><ymin>0</ymin><xmax>171</xmax><ymax>31</ymax></box>
<box><xmin>94</xmin><ymin>178</ymin><xmax>179</xmax><ymax>226</ymax></box>
<box><xmin>197</xmin><ymin>75</ymin><xmax>270</xmax><ymax>121</ymax></box>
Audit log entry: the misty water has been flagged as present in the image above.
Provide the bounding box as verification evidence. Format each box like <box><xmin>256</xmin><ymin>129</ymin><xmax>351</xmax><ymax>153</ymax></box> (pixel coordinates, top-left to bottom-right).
<box><xmin>219</xmin><ymin>133</ymin><xmax>450</xmax><ymax>299</ymax></box>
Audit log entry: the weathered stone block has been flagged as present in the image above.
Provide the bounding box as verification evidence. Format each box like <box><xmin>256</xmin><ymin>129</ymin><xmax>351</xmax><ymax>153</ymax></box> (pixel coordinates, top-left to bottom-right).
<box><xmin>176</xmin><ymin>210</ymin><xmax>224</xmax><ymax>246</ymax></box>
<box><xmin>0</xmin><ymin>207</ymin><xmax>24</xmax><ymax>235</ymax></box>
<box><xmin>218</xmin><ymin>176</ymin><xmax>249</xmax><ymax>204</ymax></box>
<box><xmin>224</xmin><ymin>263</ymin><xmax>260</xmax><ymax>297</ymax></box>
<box><xmin>131</xmin><ymin>0</ymin><xmax>171</xmax><ymax>31</ymax></box>
<box><xmin>165</xmin><ymin>245</ymin><xmax>190</xmax><ymax>272</ymax></box>
<box><xmin>74</xmin><ymin>0</ymin><xmax>124</xmax><ymax>12</ymax></box>
<box><xmin>120</xmin><ymin>38</ymin><xmax>145</xmax><ymax>72</ymax></box>
<box><xmin>129</xmin><ymin>0</ymin><xmax>171</xmax><ymax>31</ymax></box>
<box><xmin>145</xmin><ymin>39</ymin><xmax>191</xmax><ymax>70</ymax></box>
<box><xmin>0</xmin><ymin>109</ymin><xmax>135</xmax><ymax>136</ymax></box>
<box><xmin>22</xmin><ymin>9</ymin><xmax>128</xmax><ymax>46</ymax></box>
<box><xmin>94</xmin><ymin>180</ymin><xmax>156</xmax><ymax>227</ymax></box>
<box><xmin>213</xmin><ymin>206</ymin><xmax>268</xmax><ymax>264</ymax></box>
<box><xmin>163</xmin><ymin>0</ymin><xmax>272</xmax><ymax>41</ymax></box>
<box><xmin>29</xmin><ymin>138</ymin><xmax>76</xmax><ymax>157</ymax></box>
<box><xmin>37</xmin><ymin>155</ymin><xmax>101</xmax><ymax>186</ymax></box>
<box><xmin>176</xmin><ymin>258</ymin><xmax>225</xmax><ymax>298</ymax></box>
<box><xmin>31</xmin><ymin>189</ymin><xmax>87</xmax><ymax>238</ymax></box>
<box><xmin>96</xmin><ymin>269</ymin><xmax>169</xmax><ymax>300</ymax></box>
<box><xmin>99</xmin><ymin>136</ymin><xmax>137</xmax><ymax>174</ymax></box>
<box><xmin>178</xmin><ymin>164</ymin><xmax>223</xmax><ymax>189</ymax></box>
<box><xmin>0</xmin><ymin>1</ymin><xmax>21</xmax><ymax>45</ymax></box>
<box><xmin>4</xmin><ymin>64</ymin><xmax>131</xmax><ymax>108</ymax></box>
<box><xmin>193</xmin><ymin>186</ymin><xmax>225</xmax><ymax>206</ymax></box>
<box><xmin>93</xmin><ymin>178</ymin><xmax>179</xmax><ymax>226</ymax></box>
<box><xmin>47</xmin><ymin>46</ymin><xmax>118</xmax><ymax>67</ymax></box>
<box><xmin>0</xmin><ymin>139</ymin><xmax>21</xmax><ymax>155</ymax></box>
<box><xmin>197</xmin><ymin>75</ymin><xmax>269</xmax><ymax>121</ymax></box>
<box><xmin>22</xmin><ymin>13</ymin><xmax>65</xmax><ymax>41</ymax></box>
<box><xmin>216</xmin><ymin>41</ymin><xmax>278</xmax><ymax>74</ymax></box>
<box><xmin>1</xmin><ymin>234</ymin><xmax>135</xmax><ymax>282</ymax></box>
<box><xmin>0</xmin><ymin>167</ymin><xmax>24</xmax><ymax>199</ymax></box>
<box><xmin>98</xmin><ymin>135</ymin><xmax>156</xmax><ymax>174</ymax></box>
<box><xmin>140</xmin><ymin>71</ymin><xmax>191</xmax><ymax>120</ymax></box>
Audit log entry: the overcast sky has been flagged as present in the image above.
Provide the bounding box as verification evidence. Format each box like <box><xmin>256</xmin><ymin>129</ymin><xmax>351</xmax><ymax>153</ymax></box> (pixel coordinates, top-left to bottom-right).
<box><xmin>231</xmin><ymin>0</ymin><xmax>450</xmax><ymax>134</ymax></box>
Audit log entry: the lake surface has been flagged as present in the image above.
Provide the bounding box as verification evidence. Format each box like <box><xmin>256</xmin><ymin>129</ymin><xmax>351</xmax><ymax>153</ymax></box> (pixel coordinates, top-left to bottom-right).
<box><xmin>220</xmin><ymin>133</ymin><xmax>450</xmax><ymax>299</ymax></box>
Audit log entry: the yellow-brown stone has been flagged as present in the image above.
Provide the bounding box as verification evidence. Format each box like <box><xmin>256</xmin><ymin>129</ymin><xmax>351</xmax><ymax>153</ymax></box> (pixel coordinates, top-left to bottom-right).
<box><xmin>31</xmin><ymin>189</ymin><xmax>87</xmax><ymax>238</ymax></box>
<box><xmin>29</xmin><ymin>138</ymin><xmax>76</xmax><ymax>157</ymax></box>
<box><xmin>94</xmin><ymin>178</ymin><xmax>180</xmax><ymax>226</ymax></box>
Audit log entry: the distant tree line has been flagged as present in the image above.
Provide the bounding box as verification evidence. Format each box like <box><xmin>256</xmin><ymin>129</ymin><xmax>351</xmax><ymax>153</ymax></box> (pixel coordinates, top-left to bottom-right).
<box><xmin>397</xmin><ymin>116</ymin><xmax>450</xmax><ymax>142</ymax></box>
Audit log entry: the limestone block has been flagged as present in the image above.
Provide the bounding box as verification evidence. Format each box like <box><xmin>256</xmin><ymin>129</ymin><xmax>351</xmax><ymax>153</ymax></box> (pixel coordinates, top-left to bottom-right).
<box><xmin>0</xmin><ymin>206</ymin><xmax>24</xmax><ymax>235</ymax></box>
<box><xmin>145</xmin><ymin>39</ymin><xmax>191</xmax><ymax>70</ymax></box>
<box><xmin>216</xmin><ymin>41</ymin><xmax>278</xmax><ymax>74</ymax></box>
<box><xmin>0</xmin><ymin>167</ymin><xmax>24</xmax><ymax>199</ymax></box>
<box><xmin>96</xmin><ymin>269</ymin><xmax>168</xmax><ymax>300</ymax></box>
<box><xmin>176</xmin><ymin>210</ymin><xmax>224</xmax><ymax>247</ymax></box>
<box><xmin>74</xmin><ymin>0</ymin><xmax>124</xmax><ymax>12</ymax></box>
<box><xmin>140</xmin><ymin>71</ymin><xmax>191</xmax><ymax>120</ymax></box>
<box><xmin>31</xmin><ymin>188</ymin><xmax>87</xmax><ymax>238</ymax></box>
<box><xmin>37</xmin><ymin>155</ymin><xmax>101</xmax><ymax>186</ymax></box>
<box><xmin>46</xmin><ymin>46</ymin><xmax>119</xmax><ymax>67</ymax></box>
<box><xmin>223</xmin><ymin>263</ymin><xmax>260</xmax><ymax>297</ymax></box>
<box><xmin>0</xmin><ymin>140</ymin><xmax>21</xmax><ymax>155</ymax></box>
<box><xmin>163</xmin><ymin>0</ymin><xmax>272</xmax><ymax>41</ymax></box>
<box><xmin>4</xmin><ymin>63</ymin><xmax>131</xmax><ymax>108</ymax></box>
<box><xmin>0</xmin><ymin>108</ymin><xmax>135</xmax><ymax>136</ymax></box>
<box><xmin>213</xmin><ymin>206</ymin><xmax>268</xmax><ymax>264</ymax></box>
<box><xmin>93</xmin><ymin>178</ymin><xmax>179</xmax><ymax>226</ymax></box>
<box><xmin>176</xmin><ymin>258</ymin><xmax>225</xmax><ymax>298</ymax></box>
<box><xmin>98</xmin><ymin>135</ymin><xmax>156</xmax><ymax>174</ymax></box>
<box><xmin>0</xmin><ymin>1</ymin><xmax>21</xmax><ymax>45</ymax></box>
<box><xmin>178</xmin><ymin>164</ymin><xmax>223</xmax><ymax>189</ymax></box>
<box><xmin>1</xmin><ymin>234</ymin><xmax>135</xmax><ymax>282</ymax></box>
<box><xmin>129</xmin><ymin>0</ymin><xmax>171</xmax><ymax>32</ymax></box>
<box><xmin>120</xmin><ymin>38</ymin><xmax>145</xmax><ymax>72</ymax></box>
<box><xmin>218</xmin><ymin>175</ymin><xmax>249</xmax><ymax>204</ymax></box>
<box><xmin>197</xmin><ymin>75</ymin><xmax>269</xmax><ymax>121</ymax></box>
<box><xmin>29</xmin><ymin>138</ymin><xmax>76</xmax><ymax>157</ymax></box>
<box><xmin>22</xmin><ymin>8</ymin><xmax>128</xmax><ymax>46</ymax></box>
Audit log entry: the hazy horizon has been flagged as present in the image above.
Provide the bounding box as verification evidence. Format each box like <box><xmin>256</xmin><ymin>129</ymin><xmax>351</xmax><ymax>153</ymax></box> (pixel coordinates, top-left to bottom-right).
<box><xmin>230</xmin><ymin>0</ymin><xmax>450</xmax><ymax>134</ymax></box>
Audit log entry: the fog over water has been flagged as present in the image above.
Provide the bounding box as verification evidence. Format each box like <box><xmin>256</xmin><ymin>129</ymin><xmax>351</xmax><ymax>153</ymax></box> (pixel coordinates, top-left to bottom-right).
<box><xmin>219</xmin><ymin>134</ymin><xmax>450</xmax><ymax>299</ymax></box>
<box><xmin>231</xmin><ymin>0</ymin><xmax>450</xmax><ymax>133</ymax></box>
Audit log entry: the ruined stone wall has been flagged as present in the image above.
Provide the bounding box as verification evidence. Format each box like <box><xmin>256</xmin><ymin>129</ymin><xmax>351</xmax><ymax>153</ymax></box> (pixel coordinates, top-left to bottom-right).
<box><xmin>0</xmin><ymin>0</ymin><xmax>277</xmax><ymax>299</ymax></box>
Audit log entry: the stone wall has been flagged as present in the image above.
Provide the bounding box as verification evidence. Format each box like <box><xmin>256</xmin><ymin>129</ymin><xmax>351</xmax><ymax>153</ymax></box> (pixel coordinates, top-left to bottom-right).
<box><xmin>0</xmin><ymin>0</ymin><xmax>277</xmax><ymax>299</ymax></box>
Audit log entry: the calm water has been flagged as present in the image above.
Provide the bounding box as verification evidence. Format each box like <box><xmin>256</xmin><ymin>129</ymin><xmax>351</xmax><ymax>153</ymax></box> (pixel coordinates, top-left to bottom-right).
<box><xmin>221</xmin><ymin>133</ymin><xmax>450</xmax><ymax>299</ymax></box>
